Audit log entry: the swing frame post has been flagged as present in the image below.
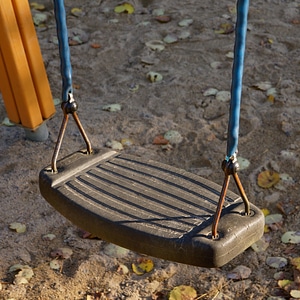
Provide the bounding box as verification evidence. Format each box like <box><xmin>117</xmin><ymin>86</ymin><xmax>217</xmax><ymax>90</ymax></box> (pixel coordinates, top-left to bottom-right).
<box><xmin>0</xmin><ymin>0</ymin><xmax>55</xmax><ymax>140</ymax></box>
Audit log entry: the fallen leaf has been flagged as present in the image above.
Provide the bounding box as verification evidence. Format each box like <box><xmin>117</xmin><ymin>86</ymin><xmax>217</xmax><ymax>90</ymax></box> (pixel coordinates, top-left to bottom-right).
<box><xmin>152</xmin><ymin>8</ymin><xmax>165</xmax><ymax>16</ymax></box>
<box><xmin>71</xmin><ymin>7</ymin><xmax>83</xmax><ymax>17</ymax></box>
<box><xmin>169</xmin><ymin>285</ymin><xmax>197</xmax><ymax>300</ymax></box>
<box><xmin>203</xmin><ymin>88</ymin><xmax>218</xmax><ymax>96</ymax></box>
<box><xmin>30</xmin><ymin>2</ymin><xmax>45</xmax><ymax>10</ymax></box>
<box><xmin>257</xmin><ymin>170</ymin><xmax>280</xmax><ymax>188</ymax></box>
<box><xmin>132</xmin><ymin>258</ymin><xmax>154</xmax><ymax>275</ymax></box>
<box><xmin>32</xmin><ymin>12</ymin><xmax>48</xmax><ymax>26</ymax></box>
<box><xmin>50</xmin><ymin>247</ymin><xmax>73</xmax><ymax>259</ymax></box>
<box><xmin>290</xmin><ymin>290</ymin><xmax>300</xmax><ymax>298</ymax></box>
<box><xmin>9</xmin><ymin>264</ymin><xmax>25</xmax><ymax>273</ymax></box>
<box><xmin>153</xmin><ymin>135</ymin><xmax>169</xmax><ymax>145</ymax></box>
<box><xmin>106</xmin><ymin>140</ymin><xmax>123</xmax><ymax>150</ymax></box>
<box><xmin>281</xmin><ymin>231</ymin><xmax>300</xmax><ymax>244</ymax></box>
<box><xmin>163</xmin><ymin>34</ymin><xmax>178</xmax><ymax>44</ymax></box>
<box><xmin>278</xmin><ymin>279</ymin><xmax>292</xmax><ymax>289</ymax></box>
<box><xmin>117</xmin><ymin>264</ymin><xmax>129</xmax><ymax>275</ymax></box>
<box><xmin>121</xmin><ymin>138</ymin><xmax>134</xmax><ymax>147</ymax></box>
<box><xmin>9</xmin><ymin>222</ymin><xmax>26</xmax><ymax>233</ymax></box>
<box><xmin>266</xmin><ymin>257</ymin><xmax>288</xmax><ymax>269</ymax></box>
<box><xmin>155</xmin><ymin>15</ymin><xmax>171</xmax><ymax>23</ymax></box>
<box><xmin>215</xmin><ymin>23</ymin><xmax>234</xmax><ymax>34</ymax></box>
<box><xmin>164</xmin><ymin>130</ymin><xmax>183</xmax><ymax>144</ymax></box>
<box><xmin>114</xmin><ymin>3</ymin><xmax>134</xmax><ymax>14</ymax></box>
<box><xmin>178</xmin><ymin>19</ymin><xmax>194</xmax><ymax>27</ymax></box>
<box><xmin>79</xmin><ymin>229</ymin><xmax>99</xmax><ymax>239</ymax></box>
<box><xmin>237</xmin><ymin>157</ymin><xmax>250</xmax><ymax>170</ymax></box>
<box><xmin>265</xmin><ymin>214</ymin><xmax>283</xmax><ymax>225</ymax></box>
<box><xmin>90</xmin><ymin>43</ymin><xmax>101</xmax><ymax>49</ymax></box>
<box><xmin>42</xmin><ymin>233</ymin><xmax>56</xmax><ymax>241</ymax></box>
<box><xmin>251</xmin><ymin>237</ymin><xmax>269</xmax><ymax>252</ymax></box>
<box><xmin>261</xmin><ymin>208</ymin><xmax>270</xmax><ymax>217</ymax></box>
<box><xmin>50</xmin><ymin>259</ymin><xmax>61</xmax><ymax>270</ymax></box>
<box><xmin>291</xmin><ymin>258</ymin><xmax>300</xmax><ymax>270</ymax></box>
<box><xmin>103</xmin><ymin>244</ymin><xmax>129</xmax><ymax>258</ymax></box>
<box><xmin>147</xmin><ymin>71</ymin><xmax>163</xmax><ymax>83</ymax></box>
<box><xmin>128</xmin><ymin>82</ymin><xmax>139</xmax><ymax>92</ymax></box>
<box><xmin>145</xmin><ymin>40</ymin><xmax>165</xmax><ymax>51</ymax></box>
<box><xmin>9</xmin><ymin>264</ymin><xmax>34</xmax><ymax>284</ymax></box>
<box><xmin>227</xmin><ymin>265</ymin><xmax>252</xmax><ymax>280</ymax></box>
<box><xmin>252</xmin><ymin>81</ymin><xmax>272</xmax><ymax>91</ymax></box>
<box><xmin>216</xmin><ymin>90</ymin><xmax>231</xmax><ymax>102</ymax></box>
<box><xmin>2</xmin><ymin>117</ymin><xmax>15</xmax><ymax>127</ymax></box>
<box><xmin>102</xmin><ymin>104</ymin><xmax>122</xmax><ymax>112</ymax></box>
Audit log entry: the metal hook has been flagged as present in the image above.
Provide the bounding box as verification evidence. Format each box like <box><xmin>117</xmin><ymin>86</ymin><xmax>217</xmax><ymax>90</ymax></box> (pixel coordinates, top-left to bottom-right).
<box><xmin>51</xmin><ymin>94</ymin><xmax>92</xmax><ymax>173</ymax></box>
<box><xmin>212</xmin><ymin>157</ymin><xmax>251</xmax><ymax>239</ymax></box>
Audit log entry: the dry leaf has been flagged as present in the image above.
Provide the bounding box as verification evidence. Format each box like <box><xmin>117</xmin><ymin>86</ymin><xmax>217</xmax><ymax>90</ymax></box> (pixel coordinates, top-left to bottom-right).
<box><xmin>42</xmin><ymin>233</ymin><xmax>56</xmax><ymax>241</ymax></box>
<box><xmin>9</xmin><ymin>222</ymin><xmax>26</xmax><ymax>233</ymax></box>
<box><xmin>155</xmin><ymin>16</ymin><xmax>171</xmax><ymax>23</ymax></box>
<box><xmin>266</xmin><ymin>257</ymin><xmax>288</xmax><ymax>269</ymax></box>
<box><xmin>215</xmin><ymin>23</ymin><xmax>234</xmax><ymax>34</ymax></box>
<box><xmin>30</xmin><ymin>2</ymin><xmax>45</xmax><ymax>10</ymax></box>
<box><xmin>227</xmin><ymin>265</ymin><xmax>252</xmax><ymax>280</ymax></box>
<box><xmin>90</xmin><ymin>43</ymin><xmax>101</xmax><ymax>49</ymax></box>
<box><xmin>153</xmin><ymin>135</ymin><xmax>169</xmax><ymax>145</ymax></box>
<box><xmin>257</xmin><ymin>170</ymin><xmax>280</xmax><ymax>188</ymax></box>
<box><xmin>291</xmin><ymin>258</ymin><xmax>300</xmax><ymax>270</ymax></box>
<box><xmin>50</xmin><ymin>247</ymin><xmax>73</xmax><ymax>259</ymax></box>
<box><xmin>132</xmin><ymin>258</ymin><xmax>154</xmax><ymax>275</ymax></box>
<box><xmin>282</xmin><ymin>231</ymin><xmax>300</xmax><ymax>244</ymax></box>
<box><xmin>169</xmin><ymin>285</ymin><xmax>197</xmax><ymax>300</ymax></box>
<box><xmin>114</xmin><ymin>3</ymin><xmax>134</xmax><ymax>14</ymax></box>
<box><xmin>71</xmin><ymin>7</ymin><xmax>83</xmax><ymax>17</ymax></box>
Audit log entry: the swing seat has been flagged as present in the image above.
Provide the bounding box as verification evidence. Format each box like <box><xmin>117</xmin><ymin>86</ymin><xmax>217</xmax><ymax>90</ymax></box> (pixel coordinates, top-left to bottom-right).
<box><xmin>39</xmin><ymin>149</ymin><xmax>264</xmax><ymax>268</ymax></box>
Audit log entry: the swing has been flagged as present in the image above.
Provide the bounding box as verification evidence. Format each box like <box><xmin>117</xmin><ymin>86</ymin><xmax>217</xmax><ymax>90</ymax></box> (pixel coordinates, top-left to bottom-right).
<box><xmin>39</xmin><ymin>0</ymin><xmax>264</xmax><ymax>268</ymax></box>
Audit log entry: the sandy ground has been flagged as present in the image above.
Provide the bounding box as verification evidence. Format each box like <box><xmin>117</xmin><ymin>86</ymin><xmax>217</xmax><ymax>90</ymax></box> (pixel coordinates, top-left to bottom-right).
<box><xmin>1</xmin><ymin>0</ymin><xmax>300</xmax><ymax>299</ymax></box>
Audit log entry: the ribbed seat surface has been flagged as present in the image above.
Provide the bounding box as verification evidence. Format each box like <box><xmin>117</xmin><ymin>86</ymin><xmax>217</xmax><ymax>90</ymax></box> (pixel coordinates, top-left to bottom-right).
<box><xmin>39</xmin><ymin>149</ymin><xmax>264</xmax><ymax>267</ymax></box>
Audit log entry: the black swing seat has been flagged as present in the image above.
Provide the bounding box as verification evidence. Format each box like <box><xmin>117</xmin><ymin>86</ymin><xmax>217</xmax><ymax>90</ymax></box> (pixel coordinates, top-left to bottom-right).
<box><xmin>39</xmin><ymin>149</ymin><xmax>264</xmax><ymax>268</ymax></box>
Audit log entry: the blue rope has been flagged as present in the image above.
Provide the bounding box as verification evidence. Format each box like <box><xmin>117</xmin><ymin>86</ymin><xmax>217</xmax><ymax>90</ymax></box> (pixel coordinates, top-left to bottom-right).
<box><xmin>53</xmin><ymin>0</ymin><xmax>73</xmax><ymax>102</ymax></box>
<box><xmin>226</xmin><ymin>0</ymin><xmax>249</xmax><ymax>160</ymax></box>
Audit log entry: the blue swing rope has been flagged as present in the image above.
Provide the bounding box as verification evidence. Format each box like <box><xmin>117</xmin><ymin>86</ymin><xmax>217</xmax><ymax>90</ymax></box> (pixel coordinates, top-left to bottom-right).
<box><xmin>53</xmin><ymin>0</ymin><xmax>248</xmax><ymax>161</ymax></box>
<box><xmin>226</xmin><ymin>0</ymin><xmax>249</xmax><ymax>161</ymax></box>
<box><xmin>53</xmin><ymin>0</ymin><xmax>73</xmax><ymax>102</ymax></box>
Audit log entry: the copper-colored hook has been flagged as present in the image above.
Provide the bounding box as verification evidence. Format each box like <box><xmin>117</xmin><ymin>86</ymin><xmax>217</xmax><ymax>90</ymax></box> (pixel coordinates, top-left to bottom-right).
<box><xmin>211</xmin><ymin>157</ymin><xmax>251</xmax><ymax>239</ymax></box>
